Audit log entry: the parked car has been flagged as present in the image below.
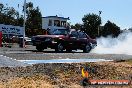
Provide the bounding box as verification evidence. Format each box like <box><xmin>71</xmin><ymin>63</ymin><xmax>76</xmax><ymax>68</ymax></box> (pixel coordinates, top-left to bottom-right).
<box><xmin>31</xmin><ymin>29</ymin><xmax>97</xmax><ymax>52</ymax></box>
<box><xmin>19</xmin><ymin>37</ymin><xmax>32</xmax><ymax>47</ymax></box>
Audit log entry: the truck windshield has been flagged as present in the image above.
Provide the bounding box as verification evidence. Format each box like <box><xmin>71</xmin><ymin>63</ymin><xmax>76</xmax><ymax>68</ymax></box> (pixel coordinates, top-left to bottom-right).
<box><xmin>50</xmin><ymin>29</ymin><xmax>69</xmax><ymax>35</ymax></box>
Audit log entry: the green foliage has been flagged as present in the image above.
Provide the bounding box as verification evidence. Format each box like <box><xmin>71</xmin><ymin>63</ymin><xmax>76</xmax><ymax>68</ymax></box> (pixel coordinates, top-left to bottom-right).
<box><xmin>0</xmin><ymin>3</ymin><xmax>24</xmax><ymax>26</ymax></box>
<box><xmin>0</xmin><ymin>3</ymin><xmax>22</xmax><ymax>25</ymax></box>
<box><xmin>0</xmin><ymin>2</ymin><xmax>42</xmax><ymax>36</ymax></box>
<box><xmin>101</xmin><ymin>21</ymin><xmax>120</xmax><ymax>37</ymax></box>
<box><xmin>25</xmin><ymin>2</ymin><xmax>42</xmax><ymax>36</ymax></box>
<box><xmin>71</xmin><ymin>23</ymin><xmax>82</xmax><ymax>31</ymax></box>
<box><xmin>0</xmin><ymin>2</ymin><xmax>124</xmax><ymax>38</ymax></box>
<box><xmin>16</xmin><ymin>15</ymin><xmax>24</xmax><ymax>27</ymax></box>
<box><xmin>82</xmin><ymin>13</ymin><xmax>101</xmax><ymax>38</ymax></box>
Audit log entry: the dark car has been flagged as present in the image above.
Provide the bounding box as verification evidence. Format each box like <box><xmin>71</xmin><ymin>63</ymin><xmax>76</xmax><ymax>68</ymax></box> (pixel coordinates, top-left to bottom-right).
<box><xmin>31</xmin><ymin>29</ymin><xmax>97</xmax><ymax>52</ymax></box>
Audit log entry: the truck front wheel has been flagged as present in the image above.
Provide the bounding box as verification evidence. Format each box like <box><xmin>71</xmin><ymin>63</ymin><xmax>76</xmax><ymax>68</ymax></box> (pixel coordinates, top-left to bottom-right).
<box><xmin>83</xmin><ymin>44</ymin><xmax>91</xmax><ymax>53</ymax></box>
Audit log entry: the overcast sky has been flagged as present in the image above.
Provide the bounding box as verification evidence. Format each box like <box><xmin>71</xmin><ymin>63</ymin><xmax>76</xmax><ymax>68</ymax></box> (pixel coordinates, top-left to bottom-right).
<box><xmin>1</xmin><ymin>0</ymin><xmax>132</xmax><ymax>29</ymax></box>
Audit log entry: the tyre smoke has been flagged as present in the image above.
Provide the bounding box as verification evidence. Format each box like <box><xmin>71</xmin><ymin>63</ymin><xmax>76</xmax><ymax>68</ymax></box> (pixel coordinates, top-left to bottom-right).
<box><xmin>91</xmin><ymin>30</ymin><xmax>132</xmax><ymax>55</ymax></box>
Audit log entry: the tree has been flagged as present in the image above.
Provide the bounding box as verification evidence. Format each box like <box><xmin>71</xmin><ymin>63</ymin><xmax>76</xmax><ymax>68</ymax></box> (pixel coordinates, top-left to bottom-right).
<box><xmin>25</xmin><ymin>2</ymin><xmax>42</xmax><ymax>36</ymax></box>
<box><xmin>102</xmin><ymin>21</ymin><xmax>120</xmax><ymax>37</ymax></box>
<box><xmin>16</xmin><ymin>15</ymin><xmax>24</xmax><ymax>27</ymax></box>
<box><xmin>0</xmin><ymin>3</ymin><xmax>23</xmax><ymax>26</ymax></box>
<box><xmin>71</xmin><ymin>23</ymin><xmax>82</xmax><ymax>31</ymax></box>
<box><xmin>0</xmin><ymin>2</ymin><xmax>42</xmax><ymax>36</ymax></box>
<box><xmin>82</xmin><ymin>13</ymin><xmax>101</xmax><ymax>38</ymax></box>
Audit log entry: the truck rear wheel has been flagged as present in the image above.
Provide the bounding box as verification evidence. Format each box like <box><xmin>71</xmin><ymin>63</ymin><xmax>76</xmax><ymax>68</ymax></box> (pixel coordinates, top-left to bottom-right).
<box><xmin>83</xmin><ymin>44</ymin><xmax>91</xmax><ymax>53</ymax></box>
<box><xmin>55</xmin><ymin>43</ymin><xmax>63</xmax><ymax>52</ymax></box>
<box><xmin>36</xmin><ymin>45</ymin><xmax>44</xmax><ymax>51</ymax></box>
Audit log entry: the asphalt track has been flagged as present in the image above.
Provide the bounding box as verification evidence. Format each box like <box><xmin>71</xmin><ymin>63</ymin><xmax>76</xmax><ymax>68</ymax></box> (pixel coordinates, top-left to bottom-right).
<box><xmin>0</xmin><ymin>45</ymin><xmax>132</xmax><ymax>66</ymax></box>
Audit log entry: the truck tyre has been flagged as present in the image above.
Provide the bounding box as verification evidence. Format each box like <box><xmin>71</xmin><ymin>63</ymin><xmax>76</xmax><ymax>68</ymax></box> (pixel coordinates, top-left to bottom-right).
<box><xmin>83</xmin><ymin>44</ymin><xmax>91</xmax><ymax>53</ymax></box>
<box><xmin>36</xmin><ymin>45</ymin><xmax>44</xmax><ymax>51</ymax></box>
<box><xmin>55</xmin><ymin>43</ymin><xmax>63</xmax><ymax>52</ymax></box>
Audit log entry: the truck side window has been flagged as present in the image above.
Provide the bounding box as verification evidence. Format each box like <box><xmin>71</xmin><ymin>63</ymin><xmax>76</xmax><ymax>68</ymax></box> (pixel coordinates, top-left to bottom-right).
<box><xmin>78</xmin><ymin>32</ymin><xmax>87</xmax><ymax>38</ymax></box>
<box><xmin>70</xmin><ymin>31</ymin><xmax>78</xmax><ymax>38</ymax></box>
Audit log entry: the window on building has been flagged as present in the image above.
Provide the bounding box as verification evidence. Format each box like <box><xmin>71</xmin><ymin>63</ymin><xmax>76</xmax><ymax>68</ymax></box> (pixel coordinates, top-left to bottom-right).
<box><xmin>48</xmin><ymin>19</ymin><xmax>52</xmax><ymax>26</ymax></box>
<box><xmin>61</xmin><ymin>21</ymin><xmax>66</xmax><ymax>27</ymax></box>
<box><xmin>54</xmin><ymin>20</ymin><xmax>60</xmax><ymax>27</ymax></box>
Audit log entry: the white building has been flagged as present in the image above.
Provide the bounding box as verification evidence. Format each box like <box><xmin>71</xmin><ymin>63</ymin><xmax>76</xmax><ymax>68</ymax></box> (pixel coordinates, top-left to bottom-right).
<box><xmin>42</xmin><ymin>15</ymin><xmax>70</xmax><ymax>30</ymax></box>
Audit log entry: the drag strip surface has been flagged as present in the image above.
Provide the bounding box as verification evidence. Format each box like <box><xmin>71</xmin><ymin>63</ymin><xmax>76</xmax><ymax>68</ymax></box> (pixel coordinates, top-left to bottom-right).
<box><xmin>1</xmin><ymin>51</ymin><xmax>132</xmax><ymax>61</ymax></box>
<box><xmin>0</xmin><ymin>46</ymin><xmax>132</xmax><ymax>60</ymax></box>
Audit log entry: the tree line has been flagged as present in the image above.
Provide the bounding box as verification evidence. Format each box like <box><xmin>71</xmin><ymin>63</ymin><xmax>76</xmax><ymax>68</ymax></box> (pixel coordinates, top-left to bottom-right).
<box><xmin>0</xmin><ymin>2</ymin><xmax>131</xmax><ymax>38</ymax></box>
<box><xmin>71</xmin><ymin>13</ymin><xmax>121</xmax><ymax>38</ymax></box>
<box><xmin>0</xmin><ymin>2</ymin><xmax>44</xmax><ymax>37</ymax></box>
<box><xmin>0</xmin><ymin>3</ymin><xmax>23</xmax><ymax>26</ymax></box>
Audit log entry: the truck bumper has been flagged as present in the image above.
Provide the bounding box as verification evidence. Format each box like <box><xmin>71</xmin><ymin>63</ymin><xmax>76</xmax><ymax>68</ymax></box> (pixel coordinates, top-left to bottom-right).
<box><xmin>33</xmin><ymin>41</ymin><xmax>58</xmax><ymax>49</ymax></box>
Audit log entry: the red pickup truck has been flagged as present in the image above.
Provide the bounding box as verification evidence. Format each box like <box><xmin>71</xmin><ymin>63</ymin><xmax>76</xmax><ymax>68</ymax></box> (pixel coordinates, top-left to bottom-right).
<box><xmin>31</xmin><ymin>29</ymin><xmax>97</xmax><ymax>53</ymax></box>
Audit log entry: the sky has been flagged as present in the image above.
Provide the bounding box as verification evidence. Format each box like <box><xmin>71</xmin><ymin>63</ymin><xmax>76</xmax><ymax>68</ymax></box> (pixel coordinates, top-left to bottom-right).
<box><xmin>1</xmin><ymin>0</ymin><xmax>132</xmax><ymax>29</ymax></box>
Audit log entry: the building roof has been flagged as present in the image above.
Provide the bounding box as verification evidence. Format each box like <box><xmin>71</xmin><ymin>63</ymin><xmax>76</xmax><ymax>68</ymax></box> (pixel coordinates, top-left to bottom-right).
<box><xmin>42</xmin><ymin>15</ymin><xmax>70</xmax><ymax>20</ymax></box>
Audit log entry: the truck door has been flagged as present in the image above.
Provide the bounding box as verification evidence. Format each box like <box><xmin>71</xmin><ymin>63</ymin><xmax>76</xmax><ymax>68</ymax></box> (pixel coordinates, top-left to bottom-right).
<box><xmin>66</xmin><ymin>31</ymin><xmax>78</xmax><ymax>49</ymax></box>
<box><xmin>78</xmin><ymin>32</ymin><xmax>88</xmax><ymax>48</ymax></box>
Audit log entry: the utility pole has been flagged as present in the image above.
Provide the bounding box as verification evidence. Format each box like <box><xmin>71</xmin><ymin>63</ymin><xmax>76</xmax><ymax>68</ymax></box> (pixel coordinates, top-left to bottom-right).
<box><xmin>23</xmin><ymin>0</ymin><xmax>26</xmax><ymax>48</ymax></box>
<box><xmin>98</xmin><ymin>11</ymin><xmax>102</xmax><ymax>36</ymax></box>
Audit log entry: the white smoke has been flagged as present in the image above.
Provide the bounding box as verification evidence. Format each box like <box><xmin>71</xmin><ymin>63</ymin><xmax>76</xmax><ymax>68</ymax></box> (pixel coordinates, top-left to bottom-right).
<box><xmin>91</xmin><ymin>30</ymin><xmax>132</xmax><ymax>55</ymax></box>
